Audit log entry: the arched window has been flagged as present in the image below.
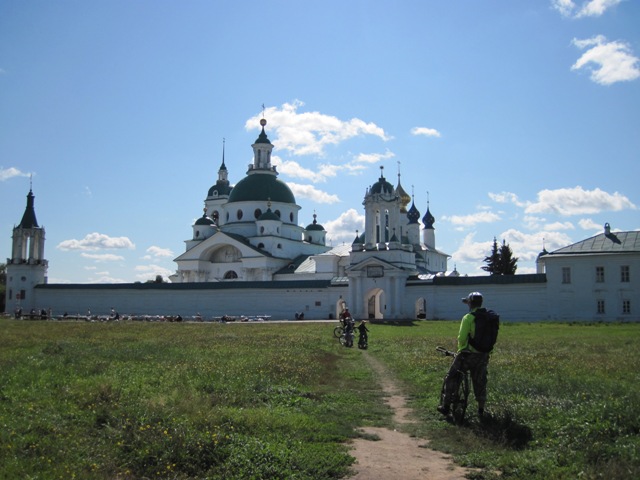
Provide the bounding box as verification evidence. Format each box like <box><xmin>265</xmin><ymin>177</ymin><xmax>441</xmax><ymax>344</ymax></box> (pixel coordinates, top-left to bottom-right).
<box><xmin>254</xmin><ymin>208</ymin><xmax>262</xmax><ymax>219</ymax></box>
<box><xmin>237</xmin><ymin>209</ymin><xmax>243</xmax><ymax>220</ymax></box>
<box><xmin>258</xmin><ymin>243</ymin><xmax>265</xmax><ymax>249</ymax></box>
<box><xmin>260</xmin><ymin>226</ymin><xmax>265</xmax><ymax>234</ymax></box>
<box><xmin>289</xmin><ymin>212</ymin><xmax>294</xmax><ymax>222</ymax></box>
<box><xmin>274</xmin><ymin>210</ymin><xmax>281</xmax><ymax>218</ymax></box>
<box><xmin>224</xmin><ymin>270</ymin><xmax>238</xmax><ymax>279</ymax></box>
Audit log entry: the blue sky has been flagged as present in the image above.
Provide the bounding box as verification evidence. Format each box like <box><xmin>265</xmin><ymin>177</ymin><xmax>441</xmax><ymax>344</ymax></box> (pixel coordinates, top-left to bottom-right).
<box><xmin>1</xmin><ymin>0</ymin><xmax>638</xmax><ymax>283</ymax></box>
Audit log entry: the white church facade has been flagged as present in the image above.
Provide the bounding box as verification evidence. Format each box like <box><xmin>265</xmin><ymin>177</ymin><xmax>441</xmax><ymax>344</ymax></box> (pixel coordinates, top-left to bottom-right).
<box><xmin>4</xmin><ymin>120</ymin><xmax>640</xmax><ymax>322</ymax></box>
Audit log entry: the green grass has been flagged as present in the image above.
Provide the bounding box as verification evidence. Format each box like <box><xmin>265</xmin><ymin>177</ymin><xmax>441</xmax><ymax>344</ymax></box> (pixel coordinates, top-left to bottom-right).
<box><xmin>370</xmin><ymin>320</ymin><xmax>640</xmax><ymax>480</ymax></box>
<box><xmin>0</xmin><ymin>317</ymin><xmax>638</xmax><ymax>479</ymax></box>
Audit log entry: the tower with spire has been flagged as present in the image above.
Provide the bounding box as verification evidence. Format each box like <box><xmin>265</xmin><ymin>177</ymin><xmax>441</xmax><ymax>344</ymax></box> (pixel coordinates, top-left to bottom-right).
<box><xmin>6</xmin><ymin>187</ymin><xmax>48</xmax><ymax>312</ymax></box>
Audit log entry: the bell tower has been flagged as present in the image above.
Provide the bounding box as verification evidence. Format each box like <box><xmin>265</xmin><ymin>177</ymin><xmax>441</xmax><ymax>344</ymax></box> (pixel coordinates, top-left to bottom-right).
<box><xmin>6</xmin><ymin>187</ymin><xmax>48</xmax><ymax>313</ymax></box>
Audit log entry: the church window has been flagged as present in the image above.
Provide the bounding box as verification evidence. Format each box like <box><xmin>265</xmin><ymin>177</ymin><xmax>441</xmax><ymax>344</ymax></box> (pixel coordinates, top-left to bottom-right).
<box><xmin>237</xmin><ymin>209</ymin><xmax>243</xmax><ymax>220</ymax></box>
<box><xmin>277</xmin><ymin>227</ymin><xmax>279</xmax><ymax>234</ymax></box>
<box><xmin>254</xmin><ymin>208</ymin><xmax>262</xmax><ymax>219</ymax></box>
<box><xmin>260</xmin><ymin>226</ymin><xmax>265</xmax><ymax>234</ymax></box>
<box><xmin>622</xmin><ymin>300</ymin><xmax>631</xmax><ymax>314</ymax></box>
<box><xmin>212</xmin><ymin>211</ymin><xmax>219</xmax><ymax>223</ymax></box>
<box><xmin>289</xmin><ymin>212</ymin><xmax>294</xmax><ymax>222</ymax></box>
<box><xmin>258</xmin><ymin>243</ymin><xmax>265</xmax><ymax>249</ymax></box>
<box><xmin>226</xmin><ymin>212</ymin><xmax>229</xmax><ymax>222</ymax></box>
<box><xmin>275</xmin><ymin>210</ymin><xmax>281</xmax><ymax>218</ymax></box>
<box><xmin>595</xmin><ymin>266</ymin><xmax>604</xmax><ymax>283</ymax></box>
<box><xmin>223</xmin><ymin>270</ymin><xmax>238</xmax><ymax>279</ymax></box>
<box><xmin>596</xmin><ymin>299</ymin><xmax>605</xmax><ymax>314</ymax></box>
<box><xmin>561</xmin><ymin>267</ymin><xmax>571</xmax><ymax>284</ymax></box>
<box><xmin>277</xmin><ymin>243</ymin><xmax>282</xmax><ymax>249</ymax></box>
<box><xmin>196</xmin><ymin>231</ymin><xmax>200</xmax><ymax>238</ymax></box>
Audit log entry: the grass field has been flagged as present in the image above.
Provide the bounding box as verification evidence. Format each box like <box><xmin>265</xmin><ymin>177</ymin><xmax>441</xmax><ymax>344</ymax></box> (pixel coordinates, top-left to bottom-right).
<box><xmin>0</xmin><ymin>317</ymin><xmax>638</xmax><ymax>479</ymax></box>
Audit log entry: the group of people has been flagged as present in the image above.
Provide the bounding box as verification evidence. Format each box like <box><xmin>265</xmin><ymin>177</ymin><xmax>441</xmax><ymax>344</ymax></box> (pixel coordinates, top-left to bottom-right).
<box><xmin>336</xmin><ymin>292</ymin><xmax>497</xmax><ymax>420</ymax></box>
<box><xmin>339</xmin><ymin>308</ymin><xmax>369</xmax><ymax>348</ymax></box>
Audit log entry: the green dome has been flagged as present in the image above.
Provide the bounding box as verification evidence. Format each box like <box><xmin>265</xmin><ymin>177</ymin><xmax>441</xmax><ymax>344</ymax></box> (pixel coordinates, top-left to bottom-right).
<box><xmin>306</xmin><ymin>214</ymin><xmax>325</xmax><ymax>231</ymax></box>
<box><xmin>258</xmin><ymin>208</ymin><xmax>280</xmax><ymax>221</ymax></box>
<box><xmin>228</xmin><ymin>174</ymin><xmax>296</xmax><ymax>204</ymax></box>
<box><xmin>195</xmin><ymin>214</ymin><xmax>214</xmax><ymax>226</ymax></box>
<box><xmin>370</xmin><ymin>175</ymin><xmax>394</xmax><ymax>195</ymax></box>
<box><xmin>207</xmin><ymin>181</ymin><xmax>232</xmax><ymax>197</ymax></box>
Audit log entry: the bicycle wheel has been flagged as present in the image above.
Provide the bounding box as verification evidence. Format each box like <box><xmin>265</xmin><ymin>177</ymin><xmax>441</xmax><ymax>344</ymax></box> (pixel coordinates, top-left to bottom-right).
<box><xmin>333</xmin><ymin>326</ymin><xmax>344</xmax><ymax>338</ymax></box>
<box><xmin>451</xmin><ymin>372</ymin><xmax>469</xmax><ymax>425</ymax></box>
<box><xmin>339</xmin><ymin>334</ymin><xmax>347</xmax><ymax>346</ymax></box>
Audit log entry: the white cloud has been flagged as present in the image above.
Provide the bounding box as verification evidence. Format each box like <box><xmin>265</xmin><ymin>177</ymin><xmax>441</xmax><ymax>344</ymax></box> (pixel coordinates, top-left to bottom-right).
<box><xmin>245</xmin><ymin>100</ymin><xmax>390</xmax><ymax>156</ymax></box>
<box><xmin>410</xmin><ymin>127</ymin><xmax>441</xmax><ymax>138</ymax></box>
<box><xmin>578</xmin><ymin>218</ymin><xmax>604</xmax><ymax>231</ymax></box>
<box><xmin>322</xmin><ymin>208</ymin><xmax>365</xmax><ymax>245</ymax></box>
<box><xmin>80</xmin><ymin>253</ymin><xmax>125</xmax><ymax>262</ymax></box>
<box><xmin>354</xmin><ymin>150</ymin><xmax>396</xmax><ymax>164</ymax></box>
<box><xmin>443</xmin><ymin>211</ymin><xmax>501</xmax><ymax>228</ymax></box>
<box><xmin>274</xmin><ymin>157</ymin><xmax>339</xmax><ymax>183</ymax></box>
<box><xmin>0</xmin><ymin>167</ymin><xmax>30</xmax><ymax>181</ymax></box>
<box><xmin>146</xmin><ymin>246</ymin><xmax>174</xmax><ymax>258</ymax></box>
<box><xmin>451</xmin><ymin>228</ymin><xmax>574</xmax><ymax>275</ymax></box>
<box><xmin>525</xmin><ymin>186</ymin><xmax>636</xmax><ymax>216</ymax></box>
<box><xmin>488</xmin><ymin>191</ymin><xmax>529</xmax><ymax>208</ymax></box>
<box><xmin>57</xmin><ymin>232</ymin><xmax>136</xmax><ymax>251</ymax></box>
<box><xmin>542</xmin><ymin>221</ymin><xmax>574</xmax><ymax>231</ymax></box>
<box><xmin>135</xmin><ymin>264</ymin><xmax>173</xmax><ymax>282</ymax></box>
<box><xmin>552</xmin><ymin>0</ymin><xmax>622</xmax><ymax>18</ymax></box>
<box><xmin>571</xmin><ymin>35</ymin><xmax>640</xmax><ymax>85</ymax></box>
<box><xmin>552</xmin><ymin>0</ymin><xmax>577</xmax><ymax>16</ymax></box>
<box><xmin>576</xmin><ymin>0</ymin><xmax>622</xmax><ymax>17</ymax></box>
<box><xmin>89</xmin><ymin>274</ymin><xmax>128</xmax><ymax>284</ymax></box>
<box><xmin>288</xmin><ymin>182</ymin><xmax>340</xmax><ymax>204</ymax></box>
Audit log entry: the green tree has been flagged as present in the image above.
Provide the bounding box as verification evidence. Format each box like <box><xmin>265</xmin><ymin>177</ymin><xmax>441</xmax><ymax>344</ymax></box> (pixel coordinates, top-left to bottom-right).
<box><xmin>498</xmin><ymin>239</ymin><xmax>518</xmax><ymax>275</ymax></box>
<box><xmin>481</xmin><ymin>237</ymin><xmax>501</xmax><ymax>274</ymax></box>
<box><xmin>482</xmin><ymin>238</ymin><xmax>519</xmax><ymax>275</ymax></box>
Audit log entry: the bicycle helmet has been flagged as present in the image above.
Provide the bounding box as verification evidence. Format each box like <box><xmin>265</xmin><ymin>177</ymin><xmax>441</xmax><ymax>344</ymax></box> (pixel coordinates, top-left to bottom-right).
<box><xmin>462</xmin><ymin>292</ymin><xmax>483</xmax><ymax>305</ymax></box>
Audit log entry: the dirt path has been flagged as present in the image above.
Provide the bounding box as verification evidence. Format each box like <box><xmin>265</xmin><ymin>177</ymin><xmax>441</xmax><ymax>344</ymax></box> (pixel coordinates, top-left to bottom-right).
<box><xmin>348</xmin><ymin>352</ymin><xmax>476</xmax><ymax>480</ymax></box>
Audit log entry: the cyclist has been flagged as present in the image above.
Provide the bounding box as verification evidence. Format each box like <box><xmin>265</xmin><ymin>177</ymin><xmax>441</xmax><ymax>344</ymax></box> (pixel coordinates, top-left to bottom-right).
<box><xmin>437</xmin><ymin>291</ymin><xmax>491</xmax><ymax>418</ymax></box>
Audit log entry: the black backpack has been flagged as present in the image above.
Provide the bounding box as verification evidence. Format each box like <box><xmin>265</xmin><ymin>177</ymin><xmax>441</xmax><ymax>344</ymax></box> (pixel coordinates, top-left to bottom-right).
<box><xmin>468</xmin><ymin>308</ymin><xmax>500</xmax><ymax>353</ymax></box>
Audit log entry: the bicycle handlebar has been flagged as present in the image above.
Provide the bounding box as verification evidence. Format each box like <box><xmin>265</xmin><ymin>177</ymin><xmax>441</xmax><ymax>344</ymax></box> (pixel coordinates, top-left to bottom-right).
<box><xmin>436</xmin><ymin>346</ymin><xmax>456</xmax><ymax>357</ymax></box>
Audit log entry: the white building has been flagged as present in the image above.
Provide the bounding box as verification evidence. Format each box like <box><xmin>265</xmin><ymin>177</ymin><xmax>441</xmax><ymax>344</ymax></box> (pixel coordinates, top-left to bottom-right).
<box><xmin>4</xmin><ymin>120</ymin><xmax>639</xmax><ymax>322</ymax></box>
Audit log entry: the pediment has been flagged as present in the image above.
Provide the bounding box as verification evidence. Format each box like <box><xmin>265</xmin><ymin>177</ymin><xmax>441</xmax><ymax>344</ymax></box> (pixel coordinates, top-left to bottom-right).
<box><xmin>174</xmin><ymin>231</ymin><xmax>267</xmax><ymax>262</ymax></box>
<box><xmin>347</xmin><ymin>256</ymin><xmax>404</xmax><ymax>273</ymax></box>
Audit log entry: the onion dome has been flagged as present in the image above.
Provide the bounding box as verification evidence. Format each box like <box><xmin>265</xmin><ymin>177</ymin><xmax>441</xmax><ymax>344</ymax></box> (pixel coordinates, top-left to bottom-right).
<box><xmin>227</xmin><ymin>174</ymin><xmax>295</xmax><ymax>204</ymax></box>
<box><xmin>396</xmin><ymin>174</ymin><xmax>411</xmax><ymax>213</ymax></box>
<box><xmin>407</xmin><ymin>200</ymin><xmax>420</xmax><ymax>224</ymax></box>
<box><xmin>422</xmin><ymin>206</ymin><xmax>435</xmax><ymax>229</ymax></box>
<box><xmin>306</xmin><ymin>213</ymin><xmax>325</xmax><ymax>231</ymax></box>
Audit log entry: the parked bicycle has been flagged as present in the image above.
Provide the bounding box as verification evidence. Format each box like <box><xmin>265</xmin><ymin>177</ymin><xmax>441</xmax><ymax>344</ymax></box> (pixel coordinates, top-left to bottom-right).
<box><xmin>436</xmin><ymin>346</ymin><xmax>470</xmax><ymax>425</ymax></box>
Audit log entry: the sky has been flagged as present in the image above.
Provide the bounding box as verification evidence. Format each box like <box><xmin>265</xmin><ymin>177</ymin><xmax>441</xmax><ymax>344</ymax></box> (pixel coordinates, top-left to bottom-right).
<box><xmin>1</xmin><ymin>0</ymin><xmax>639</xmax><ymax>283</ymax></box>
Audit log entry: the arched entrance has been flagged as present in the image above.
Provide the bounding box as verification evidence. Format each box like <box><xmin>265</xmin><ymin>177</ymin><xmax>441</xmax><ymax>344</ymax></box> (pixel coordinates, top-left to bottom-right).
<box><xmin>415</xmin><ymin>297</ymin><xmax>426</xmax><ymax>319</ymax></box>
<box><xmin>335</xmin><ymin>297</ymin><xmax>347</xmax><ymax>320</ymax></box>
<box><xmin>365</xmin><ymin>288</ymin><xmax>385</xmax><ymax>320</ymax></box>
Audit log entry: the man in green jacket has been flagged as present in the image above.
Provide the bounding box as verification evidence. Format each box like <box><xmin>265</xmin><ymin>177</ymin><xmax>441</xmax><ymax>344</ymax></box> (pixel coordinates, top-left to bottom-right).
<box><xmin>437</xmin><ymin>291</ymin><xmax>491</xmax><ymax>418</ymax></box>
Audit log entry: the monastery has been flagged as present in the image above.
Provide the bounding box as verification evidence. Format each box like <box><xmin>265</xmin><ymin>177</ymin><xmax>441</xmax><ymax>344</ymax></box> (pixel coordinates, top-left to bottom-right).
<box><xmin>5</xmin><ymin>120</ymin><xmax>639</xmax><ymax>322</ymax></box>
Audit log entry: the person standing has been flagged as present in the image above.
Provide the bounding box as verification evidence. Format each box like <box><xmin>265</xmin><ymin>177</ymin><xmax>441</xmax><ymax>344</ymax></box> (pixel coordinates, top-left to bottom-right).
<box><xmin>438</xmin><ymin>291</ymin><xmax>496</xmax><ymax>418</ymax></box>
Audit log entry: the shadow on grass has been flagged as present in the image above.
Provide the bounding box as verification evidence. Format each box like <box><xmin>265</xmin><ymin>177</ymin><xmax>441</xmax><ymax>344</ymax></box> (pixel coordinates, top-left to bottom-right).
<box><xmin>470</xmin><ymin>411</ymin><xmax>533</xmax><ymax>449</ymax></box>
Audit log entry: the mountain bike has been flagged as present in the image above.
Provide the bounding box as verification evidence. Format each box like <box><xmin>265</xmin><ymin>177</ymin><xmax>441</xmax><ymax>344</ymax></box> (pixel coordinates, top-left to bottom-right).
<box><xmin>436</xmin><ymin>346</ymin><xmax>470</xmax><ymax>425</ymax></box>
